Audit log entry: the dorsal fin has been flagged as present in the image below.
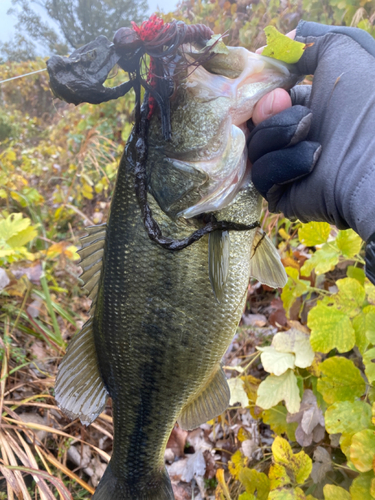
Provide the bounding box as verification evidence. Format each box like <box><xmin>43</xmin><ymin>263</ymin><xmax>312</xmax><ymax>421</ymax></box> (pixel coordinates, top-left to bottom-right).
<box><xmin>249</xmin><ymin>229</ymin><xmax>287</xmax><ymax>288</ymax></box>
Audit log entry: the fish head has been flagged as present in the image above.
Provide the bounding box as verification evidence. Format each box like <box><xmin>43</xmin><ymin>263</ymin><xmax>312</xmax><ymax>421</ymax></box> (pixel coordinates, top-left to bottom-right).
<box><xmin>147</xmin><ymin>46</ymin><xmax>298</xmax><ymax>219</ymax></box>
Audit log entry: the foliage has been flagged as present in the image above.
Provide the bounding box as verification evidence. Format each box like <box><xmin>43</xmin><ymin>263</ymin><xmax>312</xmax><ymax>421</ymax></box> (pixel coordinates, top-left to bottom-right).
<box><xmin>1</xmin><ymin>0</ymin><xmax>148</xmax><ymax>61</ymax></box>
<box><xmin>167</xmin><ymin>0</ymin><xmax>375</xmax><ymax>51</ymax></box>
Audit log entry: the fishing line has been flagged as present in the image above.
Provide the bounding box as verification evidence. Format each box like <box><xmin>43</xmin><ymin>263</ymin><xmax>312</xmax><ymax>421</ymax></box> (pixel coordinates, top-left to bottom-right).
<box><xmin>0</xmin><ymin>68</ymin><xmax>47</xmax><ymax>85</ymax></box>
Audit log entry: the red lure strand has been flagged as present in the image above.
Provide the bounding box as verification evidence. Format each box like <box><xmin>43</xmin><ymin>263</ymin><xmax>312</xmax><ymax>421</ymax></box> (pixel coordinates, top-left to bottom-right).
<box><xmin>131</xmin><ymin>15</ymin><xmax>168</xmax><ymax>118</ymax></box>
<box><xmin>131</xmin><ymin>14</ymin><xmax>168</xmax><ymax>42</ymax></box>
<box><xmin>114</xmin><ymin>16</ymin><xmax>214</xmax><ymax>122</ymax></box>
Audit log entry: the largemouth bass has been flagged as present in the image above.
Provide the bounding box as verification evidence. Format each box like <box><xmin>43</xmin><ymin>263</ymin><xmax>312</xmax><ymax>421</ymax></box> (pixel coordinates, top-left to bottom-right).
<box><xmin>55</xmin><ymin>46</ymin><xmax>296</xmax><ymax>499</ymax></box>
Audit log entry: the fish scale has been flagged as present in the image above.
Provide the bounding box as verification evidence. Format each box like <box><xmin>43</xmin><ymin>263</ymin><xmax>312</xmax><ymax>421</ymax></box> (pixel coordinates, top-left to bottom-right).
<box><xmin>91</xmin><ymin>133</ymin><xmax>257</xmax><ymax>496</ymax></box>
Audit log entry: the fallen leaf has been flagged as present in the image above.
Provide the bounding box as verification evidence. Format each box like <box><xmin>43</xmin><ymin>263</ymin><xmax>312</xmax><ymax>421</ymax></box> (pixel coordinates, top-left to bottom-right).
<box><xmin>0</xmin><ymin>268</ymin><xmax>10</xmax><ymax>290</ymax></box>
<box><xmin>242</xmin><ymin>313</ymin><xmax>267</xmax><ymax>327</ymax></box>
<box><xmin>167</xmin><ymin>426</ymin><xmax>188</xmax><ymax>458</ymax></box>
<box><xmin>311</xmin><ymin>446</ymin><xmax>332</xmax><ymax>484</ymax></box>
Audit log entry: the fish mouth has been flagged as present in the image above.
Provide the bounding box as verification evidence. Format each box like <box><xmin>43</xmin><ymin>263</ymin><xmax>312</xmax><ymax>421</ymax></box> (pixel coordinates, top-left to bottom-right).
<box><xmin>175</xmin><ymin>48</ymin><xmax>295</xmax><ymax>219</ymax></box>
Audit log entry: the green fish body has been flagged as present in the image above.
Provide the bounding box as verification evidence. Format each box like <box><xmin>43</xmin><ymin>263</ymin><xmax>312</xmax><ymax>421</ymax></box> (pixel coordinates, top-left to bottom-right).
<box><xmin>55</xmin><ymin>47</ymin><xmax>296</xmax><ymax>499</ymax></box>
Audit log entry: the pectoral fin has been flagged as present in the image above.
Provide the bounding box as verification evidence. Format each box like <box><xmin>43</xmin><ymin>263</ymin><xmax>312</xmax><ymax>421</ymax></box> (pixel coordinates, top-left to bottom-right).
<box><xmin>209</xmin><ymin>230</ymin><xmax>230</xmax><ymax>303</ymax></box>
<box><xmin>178</xmin><ymin>364</ymin><xmax>230</xmax><ymax>430</ymax></box>
<box><xmin>55</xmin><ymin>319</ymin><xmax>108</xmax><ymax>426</ymax></box>
<box><xmin>249</xmin><ymin>229</ymin><xmax>287</xmax><ymax>288</ymax></box>
<box><xmin>79</xmin><ymin>223</ymin><xmax>106</xmax><ymax>309</ymax></box>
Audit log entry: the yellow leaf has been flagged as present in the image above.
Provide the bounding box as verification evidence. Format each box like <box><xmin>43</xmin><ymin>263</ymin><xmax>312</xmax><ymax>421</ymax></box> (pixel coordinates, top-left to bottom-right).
<box><xmin>228</xmin><ymin>449</ymin><xmax>247</xmax><ymax>480</ymax></box>
<box><xmin>272</xmin><ymin>436</ymin><xmax>293</xmax><ymax>466</ymax></box>
<box><xmin>237</xmin><ymin>428</ymin><xmax>251</xmax><ymax>442</ymax></box>
<box><xmin>271</xmin><ymin>436</ymin><xmax>312</xmax><ymax>485</ymax></box>
<box><xmin>65</xmin><ymin>245</ymin><xmax>80</xmax><ymax>261</ymax></box>
<box><xmin>216</xmin><ymin>468</ymin><xmax>232</xmax><ymax>500</ymax></box>
<box><xmin>263</xmin><ymin>26</ymin><xmax>309</xmax><ymax>64</ymax></box>
<box><xmin>269</xmin><ymin>463</ymin><xmax>290</xmax><ymax>490</ymax></box>
<box><xmin>298</xmin><ymin>222</ymin><xmax>331</xmax><ymax>246</ymax></box>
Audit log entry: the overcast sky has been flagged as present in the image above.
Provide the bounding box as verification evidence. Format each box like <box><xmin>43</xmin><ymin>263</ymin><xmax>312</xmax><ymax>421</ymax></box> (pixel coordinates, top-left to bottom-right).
<box><xmin>0</xmin><ymin>0</ymin><xmax>178</xmax><ymax>49</ymax></box>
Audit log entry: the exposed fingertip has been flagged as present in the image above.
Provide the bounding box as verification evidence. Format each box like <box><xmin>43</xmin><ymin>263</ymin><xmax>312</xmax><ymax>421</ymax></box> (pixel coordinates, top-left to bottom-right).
<box><xmin>252</xmin><ymin>89</ymin><xmax>292</xmax><ymax>126</ymax></box>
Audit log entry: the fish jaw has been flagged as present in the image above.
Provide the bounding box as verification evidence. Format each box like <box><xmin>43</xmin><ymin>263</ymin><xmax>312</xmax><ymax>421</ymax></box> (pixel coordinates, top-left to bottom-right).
<box><xmin>169</xmin><ymin>48</ymin><xmax>297</xmax><ymax>219</ymax></box>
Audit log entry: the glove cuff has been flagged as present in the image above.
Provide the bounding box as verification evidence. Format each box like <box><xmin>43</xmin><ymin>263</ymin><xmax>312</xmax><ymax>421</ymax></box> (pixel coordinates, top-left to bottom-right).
<box><xmin>365</xmin><ymin>232</ymin><xmax>375</xmax><ymax>286</ymax></box>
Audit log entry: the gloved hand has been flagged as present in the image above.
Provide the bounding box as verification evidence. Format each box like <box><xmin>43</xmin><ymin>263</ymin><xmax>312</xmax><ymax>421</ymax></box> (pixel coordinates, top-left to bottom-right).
<box><xmin>248</xmin><ymin>21</ymin><xmax>375</xmax><ymax>282</ymax></box>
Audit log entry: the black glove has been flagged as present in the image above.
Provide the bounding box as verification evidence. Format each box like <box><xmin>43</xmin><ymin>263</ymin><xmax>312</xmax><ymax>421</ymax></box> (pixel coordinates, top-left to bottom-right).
<box><xmin>248</xmin><ymin>21</ymin><xmax>375</xmax><ymax>283</ymax></box>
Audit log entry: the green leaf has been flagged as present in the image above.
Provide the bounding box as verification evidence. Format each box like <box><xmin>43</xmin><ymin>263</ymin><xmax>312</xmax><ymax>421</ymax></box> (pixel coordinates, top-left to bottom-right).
<box><xmin>336</xmin><ymin>229</ymin><xmax>363</xmax><ymax>259</ymax></box>
<box><xmin>364</xmin><ymin>306</ymin><xmax>375</xmax><ymax>344</ymax></box>
<box><xmin>350</xmin><ymin>429</ymin><xmax>375</xmax><ymax>472</ymax></box>
<box><xmin>325</xmin><ymin>401</ymin><xmax>372</xmax><ymax>435</ymax></box>
<box><xmin>323</xmin><ymin>484</ymin><xmax>351</xmax><ymax>500</ymax></box>
<box><xmin>298</xmin><ymin>221</ymin><xmax>331</xmax><ymax>246</ymax></box>
<box><xmin>301</xmin><ymin>243</ymin><xmax>340</xmax><ymax>277</ymax></box>
<box><xmin>262</xmin><ymin>405</ymin><xmax>298</xmax><ymax>441</ymax></box>
<box><xmin>332</xmin><ymin>278</ymin><xmax>366</xmax><ymax>317</ymax></box>
<box><xmin>363</xmin><ymin>348</ymin><xmax>375</xmax><ymax>384</ymax></box>
<box><xmin>256</xmin><ymin>369</ymin><xmax>301</xmax><ymax>414</ymax></box>
<box><xmin>272</xmin><ymin>329</ymin><xmax>315</xmax><ymax>369</ymax></box>
<box><xmin>257</xmin><ymin>346</ymin><xmax>295</xmax><ymax>376</ymax></box>
<box><xmin>239</xmin><ymin>494</ymin><xmax>255</xmax><ymax>500</ymax></box>
<box><xmin>268</xmin><ymin>488</ymin><xmax>306</xmax><ymax>500</ymax></box>
<box><xmin>281</xmin><ymin>267</ymin><xmax>311</xmax><ymax>317</ymax></box>
<box><xmin>228</xmin><ymin>377</ymin><xmax>249</xmax><ymax>407</ymax></box>
<box><xmin>263</xmin><ymin>26</ymin><xmax>307</xmax><ymax>64</ymax></box>
<box><xmin>365</xmin><ymin>280</ymin><xmax>375</xmax><ymax>304</ymax></box>
<box><xmin>350</xmin><ymin>471</ymin><xmax>375</xmax><ymax>500</ymax></box>
<box><xmin>308</xmin><ymin>302</ymin><xmax>355</xmax><ymax>353</ymax></box>
<box><xmin>317</xmin><ymin>357</ymin><xmax>366</xmax><ymax>404</ymax></box>
<box><xmin>239</xmin><ymin>468</ymin><xmax>270</xmax><ymax>500</ymax></box>
<box><xmin>347</xmin><ymin>265</ymin><xmax>366</xmax><ymax>285</ymax></box>
<box><xmin>353</xmin><ymin>312</ymin><xmax>370</xmax><ymax>355</ymax></box>
<box><xmin>204</xmin><ymin>34</ymin><xmax>229</xmax><ymax>54</ymax></box>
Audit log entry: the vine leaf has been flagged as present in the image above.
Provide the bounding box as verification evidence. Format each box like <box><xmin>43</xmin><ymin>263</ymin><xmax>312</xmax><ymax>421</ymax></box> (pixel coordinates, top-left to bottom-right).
<box><xmin>323</xmin><ymin>484</ymin><xmax>351</xmax><ymax>500</ymax></box>
<box><xmin>281</xmin><ymin>267</ymin><xmax>310</xmax><ymax>317</ymax></box>
<box><xmin>239</xmin><ymin>468</ymin><xmax>270</xmax><ymax>500</ymax></box>
<box><xmin>350</xmin><ymin>471</ymin><xmax>375</xmax><ymax>500</ymax></box>
<box><xmin>317</xmin><ymin>357</ymin><xmax>366</xmax><ymax>404</ymax></box>
<box><xmin>270</xmin><ymin>436</ymin><xmax>312</xmax><ymax>488</ymax></box>
<box><xmin>272</xmin><ymin>329</ymin><xmax>314</xmax><ymax>369</ymax></box>
<box><xmin>301</xmin><ymin>243</ymin><xmax>340</xmax><ymax>276</ymax></box>
<box><xmin>350</xmin><ymin>429</ymin><xmax>375</xmax><ymax>472</ymax></box>
<box><xmin>298</xmin><ymin>221</ymin><xmax>331</xmax><ymax>246</ymax></box>
<box><xmin>308</xmin><ymin>302</ymin><xmax>355</xmax><ymax>353</ymax></box>
<box><xmin>257</xmin><ymin>346</ymin><xmax>295</xmax><ymax>376</ymax></box>
<box><xmin>336</xmin><ymin>228</ymin><xmax>363</xmax><ymax>259</ymax></box>
<box><xmin>325</xmin><ymin>400</ymin><xmax>372</xmax><ymax>435</ymax></box>
<box><xmin>363</xmin><ymin>347</ymin><xmax>375</xmax><ymax>384</ymax></box>
<box><xmin>256</xmin><ymin>369</ymin><xmax>301</xmax><ymax>414</ymax></box>
<box><xmin>262</xmin><ymin>405</ymin><xmax>297</xmax><ymax>442</ymax></box>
